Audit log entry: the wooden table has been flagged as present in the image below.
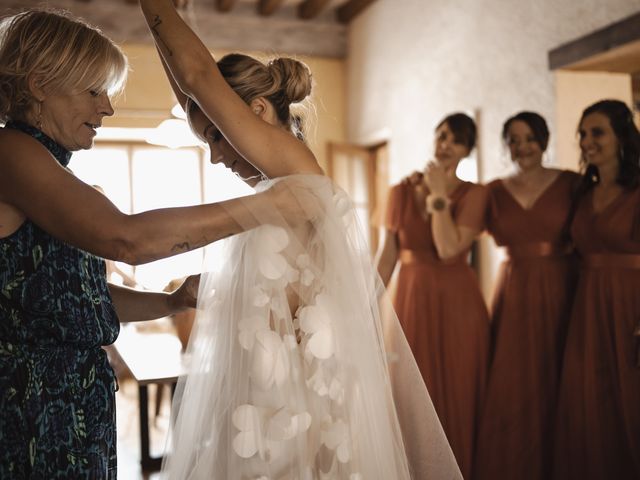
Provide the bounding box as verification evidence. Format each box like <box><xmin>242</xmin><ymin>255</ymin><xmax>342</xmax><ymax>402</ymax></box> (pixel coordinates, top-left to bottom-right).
<box><xmin>114</xmin><ymin>329</ymin><xmax>186</xmax><ymax>471</ymax></box>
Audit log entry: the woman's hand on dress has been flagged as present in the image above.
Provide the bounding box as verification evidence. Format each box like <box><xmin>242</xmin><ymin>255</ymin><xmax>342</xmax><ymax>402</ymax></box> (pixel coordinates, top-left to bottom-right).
<box><xmin>170</xmin><ymin>274</ymin><xmax>200</xmax><ymax>310</ymax></box>
<box><xmin>423</xmin><ymin>162</ymin><xmax>448</xmax><ymax>196</ymax></box>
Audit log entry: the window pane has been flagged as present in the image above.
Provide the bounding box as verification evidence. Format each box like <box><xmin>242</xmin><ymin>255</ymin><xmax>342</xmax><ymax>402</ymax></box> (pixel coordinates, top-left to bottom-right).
<box><xmin>68</xmin><ymin>147</ymin><xmax>131</xmax><ymax>214</ymax></box>
<box><xmin>203</xmin><ymin>162</ymin><xmax>254</xmax><ymax>203</ymax></box>
<box><xmin>457</xmin><ymin>154</ymin><xmax>478</xmax><ymax>183</ymax></box>
<box><xmin>351</xmin><ymin>157</ymin><xmax>369</xmax><ymax>203</ymax></box>
<box><xmin>131</xmin><ymin>147</ymin><xmax>203</xmax><ymax>290</ymax></box>
<box><xmin>131</xmin><ymin>147</ymin><xmax>201</xmax><ymax>211</ymax></box>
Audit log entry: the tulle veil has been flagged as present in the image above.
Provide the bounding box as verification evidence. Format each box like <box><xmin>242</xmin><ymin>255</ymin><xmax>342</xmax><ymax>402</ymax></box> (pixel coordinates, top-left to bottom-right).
<box><xmin>161</xmin><ymin>174</ymin><xmax>461</xmax><ymax>479</ymax></box>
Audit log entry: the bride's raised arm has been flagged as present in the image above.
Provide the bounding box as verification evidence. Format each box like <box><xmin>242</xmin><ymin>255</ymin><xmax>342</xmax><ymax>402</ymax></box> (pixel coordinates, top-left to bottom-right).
<box><xmin>139</xmin><ymin>0</ymin><xmax>322</xmax><ymax>178</ymax></box>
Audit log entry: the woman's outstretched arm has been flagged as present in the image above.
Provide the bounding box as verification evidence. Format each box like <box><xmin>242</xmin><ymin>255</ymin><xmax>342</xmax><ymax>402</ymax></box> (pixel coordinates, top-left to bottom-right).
<box><xmin>139</xmin><ymin>0</ymin><xmax>321</xmax><ymax>178</ymax></box>
<box><xmin>0</xmin><ymin>131</ymin><xmax>313</xmax><ymax>265</ymax></box>
<box><xmin>108</xmin><ymin>275</ymin><xmax>198</xmax><ymax>322</ymax></box>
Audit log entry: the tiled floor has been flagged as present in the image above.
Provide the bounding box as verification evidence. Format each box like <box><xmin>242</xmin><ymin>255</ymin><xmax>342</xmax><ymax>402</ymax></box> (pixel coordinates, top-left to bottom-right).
<box><xmin>116</xmin><ymin>379</ymin><xmax>171</xmax><ymax>480</ymax></box>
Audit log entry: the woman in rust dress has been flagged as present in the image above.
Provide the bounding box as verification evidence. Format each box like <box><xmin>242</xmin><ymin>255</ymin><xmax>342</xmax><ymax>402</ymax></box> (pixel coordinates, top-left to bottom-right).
<box><xmin>376</xmin><ymin>113</ymin><xmax>490</xmax><ymax>480</ymax></box>
<box><xmin>474</xmin><ymin>112</ymin><xmax>579</xmax><ymax>480</ymax></box>
<box><xmin>553</xmin><ymin>100</ymin><xmax>640</xmax><ymax>480</ymax></box>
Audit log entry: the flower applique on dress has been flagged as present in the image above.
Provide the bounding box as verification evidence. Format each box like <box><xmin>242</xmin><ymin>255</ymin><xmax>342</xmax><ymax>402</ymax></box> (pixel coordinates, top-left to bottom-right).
<box><xmin>230</xmin><ymin>221</ymin><xmax>362</xmax><ymax>478</ymax></box>
<box><xmin>163</xmin><ymin>177</ymin><xmax>462</xmax><ymax>480</ymax></box>
<box><xmin>252</xmin><ymin>225</ymin><xmax>291</xmax><ymax>281</ymax></box>
<box><xmin>232</xmin><ymin>404</ymin><xmax>312</xmax><ymax>462</ymax></box>
<box><xmin>298</xmin><ymin>293</ymin><xmax>335</xmax><ymax>360</ymax></box>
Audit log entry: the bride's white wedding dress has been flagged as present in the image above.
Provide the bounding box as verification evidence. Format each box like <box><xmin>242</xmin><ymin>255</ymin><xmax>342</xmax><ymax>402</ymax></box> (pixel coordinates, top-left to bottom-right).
<box><xmin>162</xmin><ymin>175</ymin><xmax>462</xmax><ymax>479</ymax></box>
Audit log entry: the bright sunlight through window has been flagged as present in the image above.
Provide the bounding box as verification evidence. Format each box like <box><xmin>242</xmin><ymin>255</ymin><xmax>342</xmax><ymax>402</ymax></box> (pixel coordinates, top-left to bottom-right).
<box><xmin>69</xmin><ymin>142</ymin><xmax>251</xmax><ymax>291</ymax></box>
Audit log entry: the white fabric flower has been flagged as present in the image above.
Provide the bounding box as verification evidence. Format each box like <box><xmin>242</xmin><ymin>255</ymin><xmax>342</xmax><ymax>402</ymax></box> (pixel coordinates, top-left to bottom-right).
<box><xmin>251</xmin><ymin>330</ymin><xmax>291</xmax><ymax>390</ymax></box>
<box><xmin>285</xmin><ymin>264</ymin><xmax>300</xmax><ymax>284</ymax></box>
<box><xmin>232</xmin><ymin>404</ymin><xmax>264</xmax><ymax>459</ymax></box>
<box><xmin>269</xmin><ymin>295</ymin><xmax>289</xmax><ymax>323</ymax></box>
<box><xmin>251</xmin><ymin>285</ymin><xmax>270</xmax><ymax>307</ymax></box>
<box><xmin>283</xmin><ymin>334</ymin><xmax>298</xmax><ymax>350</ymax></box>
<box><xmin>266</xmin><ymin>407</ymin><xmax>312</xmax><ymax>441</ymax></box>
<box><xmin>298</xmin><ymin>293</ymin><xmax>335</xmax><ymax>360</ymax></box>
<box><xmin>252</xmin><ymin>225</ymin><xmax>290</xmax><ymax>280</ymax></box>
<box><xmin>232</xmin><ymin>405</ymin><xmax>312</xmax><ymax>463</ymax></box>
<box><xmin>296</xmin><ymin>253</ymin><xmax>316</xmax><ymax>286</ymax></box>
<box><xmin>296</xmin><ymin>254</ymin><xmax>311</xmax><ymax>269</ymax></box>
<box><xmin>328</xmin><ymin>378</ymin><xmax>345</xmax><ymax>405</ymax></box>
<box><xmin>306</xmin><ymin>363</ymin><xmax>330</xmax><ymax>397</ymax></box>
<box><xmin>238</xmin><ymin>314</ymin><xmax>270</xmax><ymax>350</ymax></box>
<box><xmin>321</xmin><ymin>418</ymin><xmax>351</xmax><ymax>463</ymax></box>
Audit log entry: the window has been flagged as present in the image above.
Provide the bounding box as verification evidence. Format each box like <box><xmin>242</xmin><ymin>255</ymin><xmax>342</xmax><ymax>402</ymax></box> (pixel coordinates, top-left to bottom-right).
<box><xmin>69</xmin><ymin>141</ymin><xmax>250</xmax><ymax>291</ymax></box>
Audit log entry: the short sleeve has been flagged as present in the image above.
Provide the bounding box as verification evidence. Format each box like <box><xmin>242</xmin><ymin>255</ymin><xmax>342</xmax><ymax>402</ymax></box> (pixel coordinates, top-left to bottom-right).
<box><xmin>384</xmin><ymin>183</ymin><xmax>406</xmax><ymax>233</ymax></box>
<box><xmin>454</xmin><ymin>183</ymin><xmax>489</xmax><ymax>232</ymax></box>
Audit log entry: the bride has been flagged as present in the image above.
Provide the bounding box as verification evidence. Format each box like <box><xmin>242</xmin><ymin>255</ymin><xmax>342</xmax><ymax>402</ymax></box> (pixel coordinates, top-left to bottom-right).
<box><xmin>139</xmin><ymin>1</ymin><xmax>461</xmax><ymax>478</ymax></box>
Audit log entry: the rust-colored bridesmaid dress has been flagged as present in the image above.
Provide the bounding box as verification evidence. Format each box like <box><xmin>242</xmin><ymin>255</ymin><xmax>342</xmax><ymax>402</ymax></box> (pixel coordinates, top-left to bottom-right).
<box><xmin>554</xmin><ymin>186</ymin><xmax>640</xmax><ymax>480</ymax></box>
<box><xmin>385</xmin><ymin>180</ymin><xmax>490</xmax><ymax>480</ymax></box>
<box><xmin>474</xmin><ymin>170</ymin><xmax>579</xmax><ymax>480</ymax></box>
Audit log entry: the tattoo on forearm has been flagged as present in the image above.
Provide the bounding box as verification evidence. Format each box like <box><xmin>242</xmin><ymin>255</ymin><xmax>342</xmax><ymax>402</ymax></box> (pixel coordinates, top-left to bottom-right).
<box><xmin>171</xmin><ymin>241</ymin><xmax>190</xmax><ymax>253</ymax></box>
<box><xmin>150</xmin><ymin>15</ymin><xmax>173</xmax><ymax>56</ymax></box>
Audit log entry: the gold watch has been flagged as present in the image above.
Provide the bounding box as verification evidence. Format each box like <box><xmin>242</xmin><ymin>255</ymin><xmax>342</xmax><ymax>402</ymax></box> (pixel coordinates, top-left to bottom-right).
<box><xmin>426</xmin><ymin>194</ymin><xmax>450</xmax><ymax>214</ymax></box>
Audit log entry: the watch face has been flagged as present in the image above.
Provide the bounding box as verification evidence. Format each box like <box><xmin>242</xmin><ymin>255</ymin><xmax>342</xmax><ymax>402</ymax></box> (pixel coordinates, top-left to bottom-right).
<box><xmin>432</xmin><ymin>197</ymin><xmax>447</xmax><ymax>210</ymax></box>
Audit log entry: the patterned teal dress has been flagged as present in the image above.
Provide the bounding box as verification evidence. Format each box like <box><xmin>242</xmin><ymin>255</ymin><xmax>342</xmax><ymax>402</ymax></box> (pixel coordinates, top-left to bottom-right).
<box><xmin>0</xmin><ymin>121</ymin><xmax>120</xmax><ymax>479</ymax></box>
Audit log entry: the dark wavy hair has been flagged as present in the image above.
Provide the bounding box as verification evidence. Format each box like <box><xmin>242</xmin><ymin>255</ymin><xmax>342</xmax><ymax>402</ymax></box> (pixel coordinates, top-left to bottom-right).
<box><xmin>502</xmin><ymin>111</ymin><xmax>550</xmax><ymax>152</ymax></box>
<box><xmin>436</xmin><ymin>112</ymin><xmax>476</xmax><ymax>151</ymax></box>
<box><xmin>578</xmin><ymin>99</ymin><xmax>640</xmax><ymax>190</ymax></box>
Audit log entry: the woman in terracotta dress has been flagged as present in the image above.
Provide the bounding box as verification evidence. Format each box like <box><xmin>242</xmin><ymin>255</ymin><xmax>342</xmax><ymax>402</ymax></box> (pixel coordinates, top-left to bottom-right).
<box><xmin>376</xmin><ymin>112</ymin><xmax>490</xmax><ymax>479</ymax></box>
<box><xmin>474</xmin><ymin>112</ymin><xmax>579</xmax><ymax>480</ymax></box>
<box><xmin>554</xmin><ymin>100</ymin><xmax>640</xmax><ymax>480</ymax></box>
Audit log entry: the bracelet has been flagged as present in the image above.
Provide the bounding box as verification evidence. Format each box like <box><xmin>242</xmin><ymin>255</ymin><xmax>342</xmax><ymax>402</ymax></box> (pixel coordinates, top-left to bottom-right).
<box><xmin>425</xmin><ymin>194</ymin><xmax>450</xmax><ymax>214</ymax></box>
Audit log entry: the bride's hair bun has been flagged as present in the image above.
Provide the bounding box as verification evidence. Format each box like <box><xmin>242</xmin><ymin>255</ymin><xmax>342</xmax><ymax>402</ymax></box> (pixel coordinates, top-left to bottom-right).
<box><xmin>267</xmin><ymin>57</ymin><xmax>312</xmax><ymax>105</ymax></box>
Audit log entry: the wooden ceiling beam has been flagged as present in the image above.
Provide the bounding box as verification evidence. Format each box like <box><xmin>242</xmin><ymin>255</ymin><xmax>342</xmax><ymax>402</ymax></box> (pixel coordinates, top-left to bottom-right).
<box><xmin>215</xmin><ymin>0</ymin><xmax>237</xmax><ymax>13</ymax></box>
<box><xmin>336</xmin><ymin>0</ymin><xmax>376</xmax><ymax>24</ymax></box>
<box><xmin>258</xmin><ymin>0</ymin><xmax>285</xmax><ymax>16</ymax></box>
<box><xmin>548</xmin><ymin>12</ymin><xmax>640</xmax><ymax>70</ymax></box>
<box><xmin>298</xmin><ymin>0</ymin><xmax>332</xmax><ymax>20</ymax></box>
<box><xmin>122</xmin><ymin>0</ymin><xmax>189</xmax><ymax>7</ymax></box>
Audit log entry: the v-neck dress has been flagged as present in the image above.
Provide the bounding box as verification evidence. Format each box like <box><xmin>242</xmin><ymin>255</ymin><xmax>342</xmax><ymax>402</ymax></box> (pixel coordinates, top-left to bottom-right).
<box><xmin>0</xmin><ymin>122</ymin><xmax>120</xmax><ymax>478</ymax></box>
<box><xmin>474</xmin><ymin>170</ymin><xmax>580</xmax><ymax>480</ymax></box>
<box><xmin>553</xmin><ymin>186</ymin><xmax>640</xmax><ymax>480</ymax></box>
<box><xmin>385</xmin><ymin>180</ymin><xmax>490</xmax><ymax>480</ymax></box>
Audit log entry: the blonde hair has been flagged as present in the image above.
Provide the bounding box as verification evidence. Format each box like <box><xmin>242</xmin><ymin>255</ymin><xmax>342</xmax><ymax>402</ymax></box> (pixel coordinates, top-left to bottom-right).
<box><xmin>0</xmin><ymin>8</ymin><xmax>128</xmax><ymax>122</ymax></box>
<box><xmin>217</xmin><ymin>53</ymin><xmax>312</xmax><ymax>140</ymax></box>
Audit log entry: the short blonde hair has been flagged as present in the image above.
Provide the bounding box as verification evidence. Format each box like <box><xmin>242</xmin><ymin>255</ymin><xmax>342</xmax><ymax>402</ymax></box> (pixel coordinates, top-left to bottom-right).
<box><xmin>0</xmin><ymin>8</ymin><xmax>128</xmax><ymax>122</ymax></box>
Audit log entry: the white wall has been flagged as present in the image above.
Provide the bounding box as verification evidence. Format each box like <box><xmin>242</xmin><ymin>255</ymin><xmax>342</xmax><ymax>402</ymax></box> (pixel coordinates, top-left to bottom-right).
<box><xmin>346</xmin><ymin>0</ymin><xmax>640</xmax><ymax>296</ymax></box>
<box><xmin>555</xmin><ymin>70</ymin><xmax>633</xmax><ymax>170</ymax></box>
